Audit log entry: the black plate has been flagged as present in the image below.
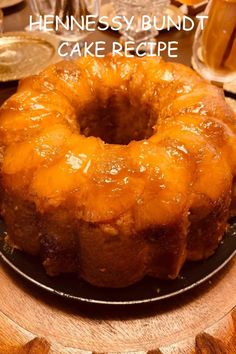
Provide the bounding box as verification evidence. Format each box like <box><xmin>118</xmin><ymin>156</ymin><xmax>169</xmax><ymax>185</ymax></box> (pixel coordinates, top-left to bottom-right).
<box><xmin>0</xmin><ymin>219</ymin><xmax>235</xmax><ymax>305</ymax></box>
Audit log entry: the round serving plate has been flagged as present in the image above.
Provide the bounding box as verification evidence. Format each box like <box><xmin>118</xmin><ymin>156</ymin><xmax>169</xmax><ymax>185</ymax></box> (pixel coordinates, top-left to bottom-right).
<box><xmin>0</xmin><ymin>218</ymin><xmax>235</xmax><ymax>305</ymax></box>
<box><xmin>0</xmin><ymin>31</ymin><xmax>60</xmax><ymax>82</ymax></box>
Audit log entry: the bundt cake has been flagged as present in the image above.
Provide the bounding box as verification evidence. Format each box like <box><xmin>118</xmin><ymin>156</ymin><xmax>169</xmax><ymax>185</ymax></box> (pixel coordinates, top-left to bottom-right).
<box><xmin>0</xmin><ymin>56</ymin><xmax>236</xmax><ymax>288</ymax></box>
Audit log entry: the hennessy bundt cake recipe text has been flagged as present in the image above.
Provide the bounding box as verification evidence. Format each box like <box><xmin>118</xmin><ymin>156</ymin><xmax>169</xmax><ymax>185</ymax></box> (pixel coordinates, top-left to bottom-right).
<box><xmin>0</xmin><ymin>56</ymin><xmax>236</xmax><ymax>288</ymax></box>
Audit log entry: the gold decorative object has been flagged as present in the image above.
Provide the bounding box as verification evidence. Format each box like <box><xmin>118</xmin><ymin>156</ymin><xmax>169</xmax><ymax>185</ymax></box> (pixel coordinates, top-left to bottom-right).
<box><xmin>0</xmin><ymin>32</ymin><xmax>60</xmax><ymax>82</ymax></box>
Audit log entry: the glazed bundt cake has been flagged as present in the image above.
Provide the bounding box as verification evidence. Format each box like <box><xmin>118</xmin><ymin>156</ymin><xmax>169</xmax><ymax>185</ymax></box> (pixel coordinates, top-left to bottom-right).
<box><xmin>0</xmin><ymin>56</ymin><xmax>236</xmax><ymax>288</ymax></box>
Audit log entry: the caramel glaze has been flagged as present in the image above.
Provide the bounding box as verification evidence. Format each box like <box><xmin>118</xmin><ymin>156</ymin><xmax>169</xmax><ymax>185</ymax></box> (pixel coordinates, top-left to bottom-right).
<box><xmin>0</xmin><ymin>56</ymin><xmax>236</xmax><ymax>287</ymax></box>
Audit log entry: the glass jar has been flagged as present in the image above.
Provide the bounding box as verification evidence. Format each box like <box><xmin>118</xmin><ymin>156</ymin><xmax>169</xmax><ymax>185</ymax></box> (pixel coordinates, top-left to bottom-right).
<box><xmin>29</xmin><ymin>0</ymin><xmax>100</xmax><ymax>41</ymax></box>
<box><xmin>192</xmin><ymin>0</ymin><xmax>236</xmax><ymax>83</ymax></box>
<box><xmin>113</xmin><ymin>0</ymin><xmax>170</xmax><ymax>50</ymax></box>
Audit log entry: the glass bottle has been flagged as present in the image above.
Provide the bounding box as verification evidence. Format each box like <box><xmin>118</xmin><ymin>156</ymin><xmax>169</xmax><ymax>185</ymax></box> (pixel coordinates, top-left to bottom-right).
<box><xmin>192</xmin><ymin>0</ymin><xmax>236</xmax><ymax>83</ymax></box>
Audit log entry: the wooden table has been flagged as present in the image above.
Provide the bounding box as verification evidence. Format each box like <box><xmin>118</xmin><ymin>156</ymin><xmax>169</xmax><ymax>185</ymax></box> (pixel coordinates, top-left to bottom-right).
<box><xmin>0</xmin><ymin>1</ymin><xmax>235</xmax><ymax>353</ymax></box>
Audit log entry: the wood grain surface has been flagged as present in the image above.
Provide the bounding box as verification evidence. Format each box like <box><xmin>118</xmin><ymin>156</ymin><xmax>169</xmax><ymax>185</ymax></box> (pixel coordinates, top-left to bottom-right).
<box><xmin>0</xmin><ymin>256</ymin><xmax>235</xmax><ymax>353</ymax></box>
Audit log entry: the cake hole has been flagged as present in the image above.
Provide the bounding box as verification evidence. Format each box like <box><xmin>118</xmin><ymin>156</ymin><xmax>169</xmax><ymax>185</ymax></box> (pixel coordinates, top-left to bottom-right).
<box><xmin>78</xmin><ymin>91</ymin><xmax>157</xmax><ymax>145</ymax></box>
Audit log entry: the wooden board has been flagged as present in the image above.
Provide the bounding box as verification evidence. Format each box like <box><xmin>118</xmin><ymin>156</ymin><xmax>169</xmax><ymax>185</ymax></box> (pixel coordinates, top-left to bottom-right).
<box><xmin>0</xmin><ymin>256</ymin><xmax>235</xmax><ymax>353</ymax></box>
